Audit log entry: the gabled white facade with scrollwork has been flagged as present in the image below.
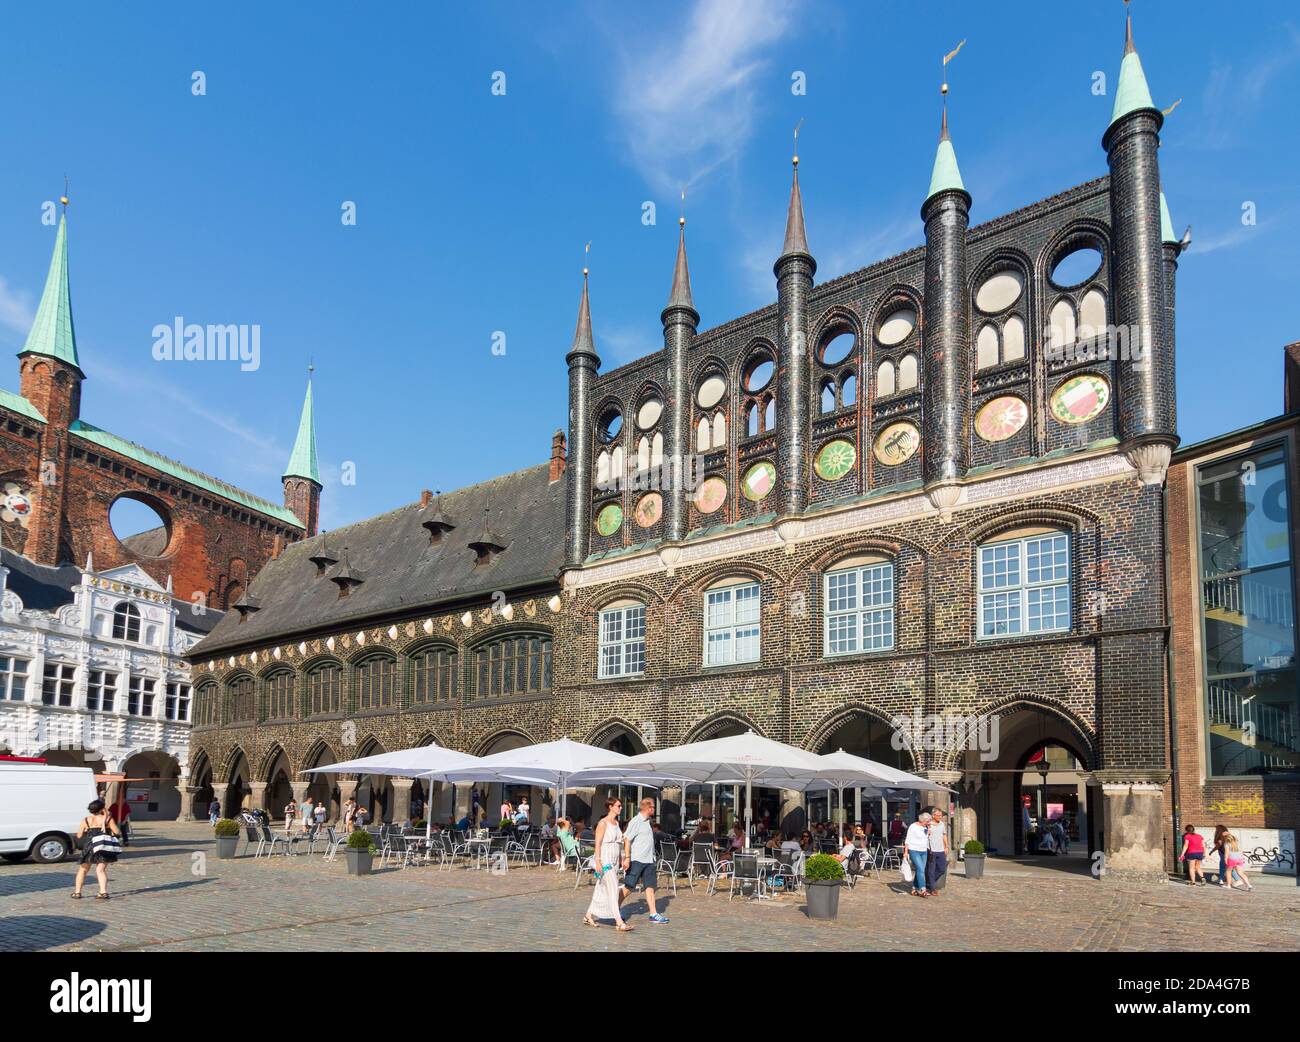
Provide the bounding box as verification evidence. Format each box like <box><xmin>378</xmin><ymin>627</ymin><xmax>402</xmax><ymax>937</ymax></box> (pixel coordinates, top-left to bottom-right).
<box><xmin>0</xmin><ymin>557</ymin><xmax>209</xmax><ymax>818</ymax></box>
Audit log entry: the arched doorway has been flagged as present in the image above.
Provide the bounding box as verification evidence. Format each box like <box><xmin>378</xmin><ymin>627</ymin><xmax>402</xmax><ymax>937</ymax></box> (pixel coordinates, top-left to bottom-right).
<box><xmin>40</xmin><ymin>748</ymin><xmax>107</xmax><ymax>775</ymax></box>
<box><xmin>684</xmin><ymin>716</ymin><xmax>757</xmax><ymax>834</ymax></box>
<box><xmin>189</xmin><ymin>753</ymin><xmax>214</xmax><ymax>820</ymax></box>
<box><xmin>120</xmin><ymin>751</ymin><xmax>182</xmax><ymax>820</ymax></box>
<box><xmin>958</xmin><ymin>703</ymin><xmax>1098</xmax><ymax>864</ymax></box>
<box><xmin>303</xmin><ymin>742</ymin><xmax>340</xmax><ymax>819</ymax></box>
<box><xmin>354</xmin><ymin>739</ymin><xmax>393</xmax><ymax>824</ymax></box>
<box><xmin>813</xmin><ymin>711</ymin><xmax>918</xmax><ymax>839</ymax></box>
<box><xmin>224</xmin><ymin>750</ymin><xmax>251</xmax><ymax>816</ymax></box>
<box><xmin>587</xmin><ymin>723</ymin><xmax>650</xmax><ymax>829</ymax></box>
<box><xmin>263</xmin><ymin>747</ymin><xmax>293</xmax><ymax>822</ymax></box>
<box><xmin>476</xmin><ymin>732</ymin><xmax>533</xmax><ymax>826</ymax></box>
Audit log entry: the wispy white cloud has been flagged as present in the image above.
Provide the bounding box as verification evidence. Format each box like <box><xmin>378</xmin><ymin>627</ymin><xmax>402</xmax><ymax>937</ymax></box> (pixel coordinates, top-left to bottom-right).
<box><xmin>1192</xmin><ymin>25</ymin><xmax>1300</xmax><ymax>151</ymax></box>
<box><xmin>0</xmin><ymin>276</ymin><xmax>34</xmax><ymax>337</ymax></box>
<box><xmin>599</xmin><ymin>323</ymin><xmax>661</xmax><ymax>367</ymax></box>
<box><xmin>609</xmin><ymin>0</ymin><xmax>796</xmax><ymax>195</ymax></box>
<box><xmin>88</xmin><ymin>356</ymin><xmax>289</xmax><ymax>480</ymax></box>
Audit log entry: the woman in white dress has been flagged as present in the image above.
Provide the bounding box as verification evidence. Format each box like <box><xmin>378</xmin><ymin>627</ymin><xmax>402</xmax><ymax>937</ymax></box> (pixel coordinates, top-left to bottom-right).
<box><xmin>583</xmin><ymin>797</ymin><xmax>632</xmax><ymax>931</ymax></box>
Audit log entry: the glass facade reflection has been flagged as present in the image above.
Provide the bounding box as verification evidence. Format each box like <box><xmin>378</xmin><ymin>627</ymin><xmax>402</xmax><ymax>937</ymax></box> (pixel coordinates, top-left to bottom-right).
<box><xmin>1197</xmin><ymin>444</ymin><xmax>1300</xmax><ymax>776</ymax></box>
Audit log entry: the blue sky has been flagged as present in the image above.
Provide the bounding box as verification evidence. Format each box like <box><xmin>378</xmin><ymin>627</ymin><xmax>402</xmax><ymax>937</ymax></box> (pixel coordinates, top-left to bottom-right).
<box><xmin>1</xmin><ymin>1</ymin><xmax>1297</xmax><ymax>533</ymax></box>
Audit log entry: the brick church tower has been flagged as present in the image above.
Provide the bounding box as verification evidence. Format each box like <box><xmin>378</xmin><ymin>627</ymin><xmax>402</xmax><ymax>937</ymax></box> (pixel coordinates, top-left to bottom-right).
<box><xmin>282</xmin><ymin>375</ymin><xmax>321</xmax><ymax>538</ymax></box>
<box><xmin>17</xmin><ymin>200</ymin><xmax>83</xmax><ymax>564</ymax></box>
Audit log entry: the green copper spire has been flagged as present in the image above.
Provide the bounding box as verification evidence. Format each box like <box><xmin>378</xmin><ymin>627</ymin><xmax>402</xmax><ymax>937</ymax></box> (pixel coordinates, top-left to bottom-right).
<box><xmin>1159</xmin><ymin>191</ymin><xmax>1177</xmax><ymax>244</ymax></box>
<box><xmin>20</xmin><ymin>211</ymin><xmax>80</xmax><ymax>370</ymax></box>
<box><xmin>283</xmin><ymin>376</ymin><xmax>320</xmax><ymax>484</ymax></box>
<box><xmin>1109</xmin><ymin>10</ymin><xmax>1157</xmax><ymax>127</ymax></box>
<box><xmin>926</xmin><ymin>105</ymin><xmax>965</xmax><ymax>200</ymax></box>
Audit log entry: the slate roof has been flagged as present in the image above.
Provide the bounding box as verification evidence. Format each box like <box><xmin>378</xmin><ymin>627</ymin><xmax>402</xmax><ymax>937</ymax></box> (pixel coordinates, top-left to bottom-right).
<box><xmin>0</xmin><ymin>548</ymin><xmax>223</xmax><ymax>636</ymax></box>
<box><xmin>193</xmin><ymin>463</ymin><xmax>567</xmax><ymax>656</ymax></box>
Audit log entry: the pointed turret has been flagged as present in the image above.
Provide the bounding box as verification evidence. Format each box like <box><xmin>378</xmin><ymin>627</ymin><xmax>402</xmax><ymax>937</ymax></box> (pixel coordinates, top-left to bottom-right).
<box><xmin>780</xmin><ymin>158</ymin><xmax>811</xmax><ymax>259</ymax></box>
<box><xmin>774</xmin><ymin>148</ymin><xmax>816</xmax><ymax>517</ymax></box>
<box><xmin>926</xmin><ymin>106</ymin><xmax>966</xmax><ymax>201</ymax></box>
<box><xmin>283</xmin><ymin>378</ymin><xmax>319</xmax><ymax>484</ymax></box>
<box><xmin>1159</xmin><ymin>191</ymin><xmax>1177</xmax><ymax>244</ymax></box>
<box><xmin>666</xmin><ymin>218</ymin><xmax>695</xmax><ymax>311</ymax></box>
<box><xmin>1103</xmin><ymin>3</ymin><xmax>1177</xmax><ymax>483</ymax></box>
<box><xmin>920</xmin><ymin>93</ymin><xmax>972</xmax><ymax>512</ymax></box>
<box><xmin>1109</xmin><ymin>9</ymin><xmax>1157</xmax><ymax>129</ymax></box>
<box><xmin>564</xmin><ymin>265</ymin><xmax>601</xmax><ymax>568</ymax></box>
<box><xmin>567</xmin><ymin>269</ymin><xmax>599</xmax><ymax>364</ymax></box>
<box><xmin>282</xmin><ymin>372</ymin><xmax>322</xmax><ymax>537</ymax></box>
<box><xmin>662</xmin><ymin>215</ymin><xmax>700</xmax><ymax>543</ymax></box>
<box><xmin>20</xmin><ymin>212</ymin><xmax>81</xmax><ymax>373</ymax></box>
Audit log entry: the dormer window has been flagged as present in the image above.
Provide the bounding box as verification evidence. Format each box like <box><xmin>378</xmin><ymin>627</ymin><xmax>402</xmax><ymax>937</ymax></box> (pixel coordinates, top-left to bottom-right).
<box><xmin>328</xmin><ymin>552</ymin><xmax>365</xmax><ymax>598</ymax></box>
<box><xmin>420</xmin><ymin>496</ymin><xmax>456</xmax><ymax>545</ymax></box>
<box><xmin>468</xmin><ymin>512</ymin><xmax>507</xmax><ymax>565</ymax></box>
<box><xmin>308</xmin><ymin>538</ymin><xmax>340</xmax><ymax>576</ymax></box>
<box><xmin>233</xmin><ymin>587</ymin><xmax>261</xmax><ymax>620</ymax></box>
<box><xmin>112</xmin><ymin>602</ymin><xmax>141</xmax><ymax>642</ymax></box>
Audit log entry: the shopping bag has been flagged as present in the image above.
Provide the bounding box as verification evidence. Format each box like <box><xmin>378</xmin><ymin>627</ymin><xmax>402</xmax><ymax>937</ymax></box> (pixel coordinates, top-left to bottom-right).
<box><xmin>900</xmin><ymin>854</ymin><xmax>913</xmax><ymax>882</ymax></box>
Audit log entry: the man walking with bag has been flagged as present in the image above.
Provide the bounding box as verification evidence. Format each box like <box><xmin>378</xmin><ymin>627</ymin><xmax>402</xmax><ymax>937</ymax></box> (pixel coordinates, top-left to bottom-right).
<box><xmin>623</xmin><ymin>798</ymin><xmax>668</xmax><ymax>924</ymax></box>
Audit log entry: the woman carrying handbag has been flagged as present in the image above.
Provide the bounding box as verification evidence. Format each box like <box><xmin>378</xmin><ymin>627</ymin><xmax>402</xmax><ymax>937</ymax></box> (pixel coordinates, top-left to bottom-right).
<box><xmin>73</xmin><ymin>799</ymin><xmax>122</xmax><ymax>900</ymax></box>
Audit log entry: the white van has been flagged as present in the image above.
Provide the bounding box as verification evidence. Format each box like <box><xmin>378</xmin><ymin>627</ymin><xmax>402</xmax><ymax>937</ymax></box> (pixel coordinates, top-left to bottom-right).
<box><xmin>0</xmin><ymin>762</ymin><xmax>98</xmax><ymax>863</ymax></box>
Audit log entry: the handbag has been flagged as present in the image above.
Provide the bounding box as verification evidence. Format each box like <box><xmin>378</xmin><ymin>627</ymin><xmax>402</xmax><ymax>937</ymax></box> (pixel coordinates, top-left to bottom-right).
<box><xmin>91</xmin><ymin>828</ymin><xmax>122</xmax><ymax>858</ymax></box>
<box><xmin>900</xmin><ymin>853</ymin><xmax>914</xmax><ymax>882</ymax></box>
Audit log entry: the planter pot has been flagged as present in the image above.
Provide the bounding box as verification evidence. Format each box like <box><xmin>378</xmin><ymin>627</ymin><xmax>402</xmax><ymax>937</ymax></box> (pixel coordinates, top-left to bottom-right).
<box><xmin>346</xmin><ymin>849</ymin><xmax>374</xmax><ymax>876</ymax></box>
<box><xmin>964</xmin><ymin>854</ymin><xmax>985</xmax><ymax>880</ymax></box>
<box><xmin>214</xmin><ymin>835</ymin><xmax>239</xmax><ymax>860</ymax></box>
<box><xmin>805</xmin><ymin>879</ymin><xmax>842</xmax><ymax>920</ymax></box>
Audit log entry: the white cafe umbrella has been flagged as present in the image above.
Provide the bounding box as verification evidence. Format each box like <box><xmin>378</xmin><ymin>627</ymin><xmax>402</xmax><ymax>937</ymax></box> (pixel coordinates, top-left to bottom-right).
<box><xmin>302</xmin><ymin>743</ymin><xmax>483</xmax><ymax>839</ymax></box>
<box><xmin>800</xmin><ymin>749</ymin><xmax>955</xmax><ymax>844</ymax></box>
<box><xmin>579</xmin><ymin>731</ymin><xmax>828</xmax><ymax>839</ymax></box>
<box><xmin>439</xmin><ymin>738</ymin><xmax>639</xmax><ymax>820</ymax></box>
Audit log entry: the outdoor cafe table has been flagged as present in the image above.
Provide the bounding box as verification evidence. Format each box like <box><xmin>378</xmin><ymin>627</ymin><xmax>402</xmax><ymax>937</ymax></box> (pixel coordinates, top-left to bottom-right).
<box><xmin>464</xmin><ymin>836</ymin><xmax>492</xmax><ymax>869</ymax></box>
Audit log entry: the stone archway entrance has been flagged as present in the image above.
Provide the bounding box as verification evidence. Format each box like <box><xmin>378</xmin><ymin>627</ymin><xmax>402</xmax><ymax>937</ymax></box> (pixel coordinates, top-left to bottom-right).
<box><xmin>224</xmin><ymin>750</ymin><xmax>251</xmax><ymax>817</ymax></box>
<box><xmin>813</xmin><ymin>711</ymin><xmax>919</xmax><ymax>842</ymax></box>
<box><xmin>957</xmin><ymin>705</ymin><xmax>1099</xmax><ymax>865</ymax></box>
<box><xmin>584</xmin><ymin>724</ymin><xmax>650</xmax><ymax>829</ymax></box>
<box><xmin>478</xmin><ymin>732</ymin><xmax>532</xmax><ymax>826</ymax></box>
<box><xmin>354</xmin><ymin>740</ymin><xmax>393</xmax><ymax>824</ymax></box>
<box><xmin>303</xmin><ymin>744</ymin><xmax>340</xmax><ymax>819</ymax></box>
<box><xmin>189</xmin><ymin>755</ymin><xmax>214</xmax><ymax>820</ymax></box>
<box><xmin>264</xmin><ymin>748</ymin><xmax>294</xmax><ymax>822</ymax></box>
<box><xmin>121</xmin><ymin>751</ymin><xmax>182</xmax><ymax>820</ymax></box>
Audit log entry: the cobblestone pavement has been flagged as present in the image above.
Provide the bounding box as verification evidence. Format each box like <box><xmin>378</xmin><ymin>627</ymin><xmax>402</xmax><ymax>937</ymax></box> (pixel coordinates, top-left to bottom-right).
<box><xmin>1</xmin><ymin>823</ymin><xmax>1296</xmax><ymax>952</ymax></box>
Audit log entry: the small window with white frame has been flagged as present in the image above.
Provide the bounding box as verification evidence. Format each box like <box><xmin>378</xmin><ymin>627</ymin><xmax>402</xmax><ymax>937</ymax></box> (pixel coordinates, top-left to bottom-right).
<box><xmin>0</xmin><ymin>657</ymin><xmax>29</xmax><ymax>701</ymax></box>
<box><xmin>128</xmin><ymin>675</ymin><xmax>156</xmax><ymax>717</ymax></box>
<box><xmin>598</xmin><ymin>602</ymin><xmax>646</xmax><ymax>679</ymax></box>
<box><xmin>978</xmin><ymin>530</ymin><xmax>1071</xmax><ymax>638</ymax></box>
<box><xmin>824</xmin><ymin>558</ymin><xmax>895</xmax><ymax>655</ymax></box>
<box><xmin>87</xmin><ymin>670</ymin><xmax>117</xmax><ymax>712</ymax></box>
<box><xmin>704</xmin><ymin>580</ymin><xmax>761</xmax><ymax>666</ymax></box>
<box><xmin>166</xmin><ymin>681</ymin><xmax>191</xmax><ymax>721</ymax></box>
<box><xmin>42</xmin><ymin>663</ymin><xmax>76</xmax><ymax>707</ymax></box>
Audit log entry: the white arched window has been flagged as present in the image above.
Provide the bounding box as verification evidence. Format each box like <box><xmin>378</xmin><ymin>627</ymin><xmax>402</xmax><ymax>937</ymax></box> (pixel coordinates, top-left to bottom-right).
<box><xmin>637</xmin><ymin>437</ymin><xmax>651</xmax><ymax>472</ymax></box>
<box><xmin>1078</xmin><ymin>289</ymin><xmax>1107</xmax><ymax>339</ymax></box>
<box><xmin>697</xmin><ymin>417</ymin><xmax>711</xmax><ymax>452</ymax></box>
<box><xmin>598</xmin><ymin>600</ymin><xmax>647</xmax><ymax>679</ymax></box>
<box><xmin>112</xmin><ymin>602</ymin><xmax>141</xmax><ymax>642</ymax></box>
<box><xmin>1049</xmin><ymin>300</ymin><xmax>1076</xmax><ymax>352</ymax></box>
<box><xmin>898</xmin><ymin>353</ymin><xmax>919</xmax><ymax>391</ymax></box>
<box><xmin>1003</xmin><ymin>316</ymin><xmax>1026</xmax><ymax>362</ymax></box>
<box><xmin>978</xmin><ymin>528</ymin><xmax>1071</xmax><ymax>638</ymax></box>
<box><xmin>596</xmin><ymin>450</ymin><xmax>611</xmax><ymax>486</ymax></box>
<box><xmin>651</xmin><ymin>432</ymin><xmax>664</xmax><ymax>466</ymax></box>
<box><xmin>976</xmin><ymin>325</ymin><xmax>1000</xmax><ymax>370</ymax></box>
<box><xmin>711</xmin><ymin>411</ymin><xmax>727</xmax><ymax>449</ymax></box>
<box><xmin>876</xmin><ymin>361</ymin><xmax>896</xmax><ymax>397</ymax></box>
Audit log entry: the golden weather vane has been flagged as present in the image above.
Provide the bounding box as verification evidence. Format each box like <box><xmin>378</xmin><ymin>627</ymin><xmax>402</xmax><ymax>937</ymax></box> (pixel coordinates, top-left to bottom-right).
<box><xmin>942</xmin><ymin>39</ymin><xmax>966</xmax><ymax>96</ymax></box>
<box><xmin>583</xmin><ymin>240</ymin><xmax>591</xmax><ymax>276</ymax></box>
<box><xmin>61</xmin><ymin>174</ymin><xmax>69</xmax><ymax>209</ymax></box>
<box><xmin>1162</xmin><ymin>97</ymin><xmax>1182</xmax><ymax>117</ymax></box>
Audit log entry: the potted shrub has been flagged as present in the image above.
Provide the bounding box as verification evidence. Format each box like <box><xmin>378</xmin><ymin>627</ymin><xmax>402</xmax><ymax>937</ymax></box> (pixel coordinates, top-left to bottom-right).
<box><xmin>963</xmin><ymin>839</ymin><xmax>986</xmax><ymax>880</ymax></box>
<box><xmin>345</xmin><ymin>828</ymin><xmax>377</xmax><ymax>875</ymax></box>
<box><xmin>804</xmin><ymin>853</ymin><xmax>845</xmax><ymax>920</ymax></box>
<box><xmin>213</xmin><ymin>818</ymin><xmax>241</xmax><ymax>860</ymax></box>
<box><xmin>413</xmin><ymin>819</ymin><xmax>427</xmax><ymax>831</ymax></box>
<box><xmin>498</xmin><ymin>818</ymin><xmax>512</xmax><ymax>830</ymax></box>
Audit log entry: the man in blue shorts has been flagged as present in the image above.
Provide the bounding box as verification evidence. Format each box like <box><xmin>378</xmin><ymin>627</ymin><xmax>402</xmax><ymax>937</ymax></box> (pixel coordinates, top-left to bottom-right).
<box><xmin>623</xmin><ymin>797</ymin><xmax>668</xmax><ymax>924</ymax></box>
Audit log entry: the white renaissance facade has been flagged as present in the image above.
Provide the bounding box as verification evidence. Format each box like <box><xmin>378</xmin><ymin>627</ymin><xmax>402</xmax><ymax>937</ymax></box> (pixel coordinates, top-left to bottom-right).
<box><xmin>0</xmin><ymin>556</ymin><xmax>211</xmax><ymax>820</ymax></box>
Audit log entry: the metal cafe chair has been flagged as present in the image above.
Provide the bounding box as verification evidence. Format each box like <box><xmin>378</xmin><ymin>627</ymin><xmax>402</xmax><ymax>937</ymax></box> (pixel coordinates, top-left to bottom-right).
<box><xmin>729</xmin><ymin>852</ymin><xmax>763</xmax><ymax>901</ymax></box>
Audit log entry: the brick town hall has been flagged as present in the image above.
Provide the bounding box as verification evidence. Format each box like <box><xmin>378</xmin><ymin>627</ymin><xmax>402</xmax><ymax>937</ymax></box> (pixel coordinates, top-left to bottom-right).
<box><xmin>31</xmin><ymin>13</ymin><xmax>1292</xmax><ymax>881</ymax></box>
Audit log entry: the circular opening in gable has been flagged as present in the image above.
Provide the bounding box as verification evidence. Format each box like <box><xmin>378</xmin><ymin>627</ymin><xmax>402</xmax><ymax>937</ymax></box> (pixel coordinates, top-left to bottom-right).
<box><xmin>597</xmin><ymin>407</ymin><xmax>623</xmax><ymax>443</ymax></box>
<box><xmin>109</xmin><ymin>495</ymin><xmax>171</xmax><ymax>557</ymax></box>
<box><xmin>636</xmin><ymin>398</ymin><xmax>662</xmax><ymax>429</ymax></box>
<box><xmin>819</xmin><ymin>332</ymin><xmax>855</xmax><ymax>366</ymax></box>
<box><xmin>876</xmin><ymin>308</ymin><xmax>917</xmax><ymax>346</ymax></box>
<box><xmin>743</xmin><ymin>357</ymin><xmax>774</xmax><ymax>392</ymax></box>
<box><xmin>1050</xmin><ymin>246</ymin><xmax>1103</xmax><ymax>287</ymax></box>
<box><xmin>697</xmin><ymin>375</ymin><xmax>726</xmax><ymax>409</ymax></box>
